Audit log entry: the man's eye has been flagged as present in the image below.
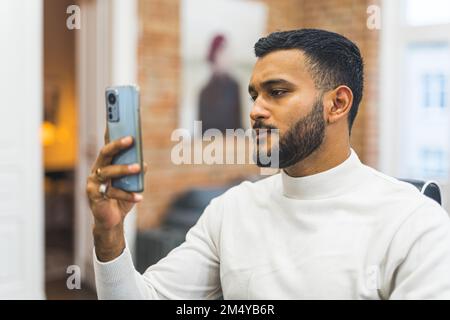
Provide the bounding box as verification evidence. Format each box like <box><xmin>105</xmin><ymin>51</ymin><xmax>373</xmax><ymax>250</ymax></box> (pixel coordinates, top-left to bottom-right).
<box><xmin>250</xmin><ymin>95</ymin><xmax>258</xmax><ymax>102</ymax></box>
<box><xmin>270</xmin><ymin>89</ymin><xmax>287</xmax><ymax>97</ymax></box>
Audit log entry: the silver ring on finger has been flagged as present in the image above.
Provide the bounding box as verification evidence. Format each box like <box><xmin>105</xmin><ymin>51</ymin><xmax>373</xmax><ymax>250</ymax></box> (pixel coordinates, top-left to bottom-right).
<box><xmin>98</xmin><ymin>183</ymin><xmax>109</xmax><ymax>199</ymax></box>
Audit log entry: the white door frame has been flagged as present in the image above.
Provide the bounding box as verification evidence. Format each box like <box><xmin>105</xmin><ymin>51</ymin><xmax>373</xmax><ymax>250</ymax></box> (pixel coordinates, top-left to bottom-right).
<box><xmin>75</xmin><ymin>0</ymin><xmax>138</xmax><ymax>289</ymax></box>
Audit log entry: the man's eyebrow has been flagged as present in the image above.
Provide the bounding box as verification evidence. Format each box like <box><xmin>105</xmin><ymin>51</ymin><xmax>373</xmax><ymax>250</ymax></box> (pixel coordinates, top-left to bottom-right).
<box><xmin>248</xmin><ymin>78</ymin><xmax>295</xmax><ymax>94</ymax></box>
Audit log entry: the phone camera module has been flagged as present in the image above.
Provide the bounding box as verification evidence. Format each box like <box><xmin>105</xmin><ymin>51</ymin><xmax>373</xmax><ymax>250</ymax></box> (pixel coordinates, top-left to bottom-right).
<box><xmin>108</xmin><ymin>93</ymin><xmax>117</xmax><ymax>105</ymax></box>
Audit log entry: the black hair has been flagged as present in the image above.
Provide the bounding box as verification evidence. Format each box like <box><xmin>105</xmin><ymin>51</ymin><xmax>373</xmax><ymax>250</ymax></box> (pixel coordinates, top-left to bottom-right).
<box><xmin>254</xmin><ymin>29</ymin><xmax>364</xmax><ymax>134</ymax></box>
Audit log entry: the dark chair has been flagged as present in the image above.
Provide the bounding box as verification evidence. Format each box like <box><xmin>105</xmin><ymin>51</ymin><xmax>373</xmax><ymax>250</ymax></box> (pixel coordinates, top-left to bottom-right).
<box><xmin>399</xmin><ymin>179</ymin><xmax>442</xmax><ymax>206</ymax></box>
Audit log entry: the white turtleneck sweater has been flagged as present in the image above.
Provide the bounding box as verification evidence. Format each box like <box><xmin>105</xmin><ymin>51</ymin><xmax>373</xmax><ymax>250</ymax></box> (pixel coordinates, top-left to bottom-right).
<box><xmin>94</xmin><ymin>149</ymin><xmax>450</xmax><ymax>299</ymax></box>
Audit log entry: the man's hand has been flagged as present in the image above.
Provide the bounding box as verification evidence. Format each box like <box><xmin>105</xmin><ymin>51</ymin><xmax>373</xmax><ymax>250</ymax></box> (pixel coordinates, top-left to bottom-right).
<box><xmin>86</xmin><ymin>134</ymin><xmax>148</xmax><ymax>262</ymax></box>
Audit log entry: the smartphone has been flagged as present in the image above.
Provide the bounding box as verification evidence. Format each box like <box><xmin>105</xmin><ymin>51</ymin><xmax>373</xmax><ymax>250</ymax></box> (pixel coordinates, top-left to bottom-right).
<box><xmin>105</xmin><ymin>85</ymin><xmax>144</xmax><ymax>193</ymax></box>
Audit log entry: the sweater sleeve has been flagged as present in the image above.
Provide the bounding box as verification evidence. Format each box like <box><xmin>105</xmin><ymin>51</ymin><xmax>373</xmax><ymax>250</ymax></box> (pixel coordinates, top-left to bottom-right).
<box><xmin>93</xmin><ymin>197</ymin><xmax>223</xmax><ymax>300</ymax></box>
<box><xmin>385</xmin><ymin>198</ymin><xmax>450</xmax><ymax>299</ymax></box>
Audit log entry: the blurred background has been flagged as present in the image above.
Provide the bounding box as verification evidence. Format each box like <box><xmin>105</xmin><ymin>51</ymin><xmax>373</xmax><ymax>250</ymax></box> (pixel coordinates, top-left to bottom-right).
<box><xmin>0</xmin><ymin>0</ymin><xmax>449</xmax><ymax>299</ymax></box>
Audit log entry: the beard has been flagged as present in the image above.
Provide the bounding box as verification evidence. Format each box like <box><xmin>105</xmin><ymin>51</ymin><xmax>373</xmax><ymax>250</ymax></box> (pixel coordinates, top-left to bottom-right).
<box><xmin>253</xmin><ymin>96</ymin><xmax>326</xmax><ymax>168</ymax></box>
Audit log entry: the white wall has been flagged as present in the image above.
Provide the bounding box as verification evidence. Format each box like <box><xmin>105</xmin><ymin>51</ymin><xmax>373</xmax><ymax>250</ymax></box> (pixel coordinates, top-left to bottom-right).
<box><xmin>0</xmin><ymin>0</ymin><xmax>44</xmax><ymax>299</ymax></box>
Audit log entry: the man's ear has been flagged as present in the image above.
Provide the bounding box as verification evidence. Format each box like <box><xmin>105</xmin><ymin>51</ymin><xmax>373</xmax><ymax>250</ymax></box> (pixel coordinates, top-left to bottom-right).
<box><xmin>323</xmin><ymin>85</ymin><xmax>353</xmax><ymax>125</ymax></box>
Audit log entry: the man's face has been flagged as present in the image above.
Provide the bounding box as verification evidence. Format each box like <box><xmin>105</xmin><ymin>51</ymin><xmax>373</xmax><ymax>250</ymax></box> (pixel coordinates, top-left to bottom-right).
<box><xmin>248</xmin><ymin>49</ymin><xmax>326</xmax><ymax>168</ymax></box>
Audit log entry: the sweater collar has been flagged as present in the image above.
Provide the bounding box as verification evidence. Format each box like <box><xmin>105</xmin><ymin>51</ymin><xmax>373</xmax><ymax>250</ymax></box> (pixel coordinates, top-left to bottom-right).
<box><xmin>281</xmin><ymin>148</ymin><xmax>365</xmax><ymax>200</ymax></box>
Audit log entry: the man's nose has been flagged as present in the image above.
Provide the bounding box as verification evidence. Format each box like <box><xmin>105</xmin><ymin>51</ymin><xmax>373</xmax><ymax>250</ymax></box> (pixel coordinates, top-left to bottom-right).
<box><xmin>250</xmin><ymin>100</ymin><xmax>271</xmax><ymax>123</ymax></box>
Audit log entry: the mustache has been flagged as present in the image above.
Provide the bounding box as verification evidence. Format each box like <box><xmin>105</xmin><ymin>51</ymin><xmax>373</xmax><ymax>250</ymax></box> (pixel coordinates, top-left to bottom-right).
<box><xmin>252</xmin><ymin>120</ymin><xmax>278</xmax><ymax>131</ymax></box>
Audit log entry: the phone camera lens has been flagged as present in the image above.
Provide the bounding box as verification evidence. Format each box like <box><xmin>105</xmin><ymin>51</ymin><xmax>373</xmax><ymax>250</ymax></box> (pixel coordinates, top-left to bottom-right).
<box><xmin>108</xmin><ymin>107</ymin><xmax>112</xmax><ymax>112</ymax></box>
<box><xmin>108</xmin><ymin>93</ymin><xmax>116</xmax><ymax>104</ymax></box>
<box><xmin>108</xmin><ymin>114</ymin><xmax>113</xmax><ymax>120</ymax></box>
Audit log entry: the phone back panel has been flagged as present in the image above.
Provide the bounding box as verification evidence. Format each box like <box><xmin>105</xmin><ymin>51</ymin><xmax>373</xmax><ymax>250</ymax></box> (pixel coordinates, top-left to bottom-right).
<box><xmin>105</xmin><ymin>85</ymin><xmax>144</xmax><ymax>192</ymax></box>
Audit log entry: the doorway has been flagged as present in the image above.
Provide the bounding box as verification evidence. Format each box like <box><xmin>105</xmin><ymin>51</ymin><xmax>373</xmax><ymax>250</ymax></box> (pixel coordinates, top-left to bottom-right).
<box><xmin>42</xmin><ymin>0</ymin><xmax>138</xmax><ymax>299</ymax></box>
<box><xmin>43</xmin><ymin>0</ymin><xmax>96</xmax><ymax>299</ymax></box>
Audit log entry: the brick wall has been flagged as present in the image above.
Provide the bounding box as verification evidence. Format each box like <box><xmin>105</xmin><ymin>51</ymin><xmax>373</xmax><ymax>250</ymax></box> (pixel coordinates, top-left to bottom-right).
<box><xmin>298</xmin><ymin>0</ymin><xmax>381</xmax><ymax>167</ymax></box>
<box><xmin>136</xmin><ymin>0</ymin><xmax>380</xmax><ymax>230</ymax></box>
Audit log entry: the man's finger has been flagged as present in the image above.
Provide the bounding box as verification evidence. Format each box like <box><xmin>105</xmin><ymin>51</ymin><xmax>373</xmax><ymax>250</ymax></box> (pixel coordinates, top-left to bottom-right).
<box><xmin>97</xmin><ymin>163</ymin><xmax>141</xmax><ymax>180</ymax></box>
<box><xmin>106</xmin><ymin>187</ymin><xmax>143</xmax><ymax>203</ymax></box>
<box><xmin>104</xmin><ymin>127</ymin><xmax>110</xmax><ymax>144</ymax></box>
<box><xmin>92</xmin><ymin>136</ymin><xmax>134</xmax><ymax>170</ymax></box>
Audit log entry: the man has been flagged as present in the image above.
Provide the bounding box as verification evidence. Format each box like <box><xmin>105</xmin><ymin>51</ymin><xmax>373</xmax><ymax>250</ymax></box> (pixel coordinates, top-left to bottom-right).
<box><xmin>87</xmin><ymin>29</ymin><xmax>450</xmax><ymax>299</ymax></box>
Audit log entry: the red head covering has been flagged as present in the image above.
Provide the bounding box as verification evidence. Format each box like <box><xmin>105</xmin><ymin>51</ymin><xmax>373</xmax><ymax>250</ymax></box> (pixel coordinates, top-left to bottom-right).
<box><xmin>207</xmin><ymin>34</ymin><xmax>226</xmax><ymax>64</ymax></box>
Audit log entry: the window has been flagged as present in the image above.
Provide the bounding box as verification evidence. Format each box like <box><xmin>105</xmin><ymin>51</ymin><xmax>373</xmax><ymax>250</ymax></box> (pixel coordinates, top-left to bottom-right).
<box><xmin>420</xmin><ymin>147</ymin><xmax>448</xmax><ymax>178</ymax></box>
<box><xmin>399</xmin><ymin>44</ymin><xmax>450</xmax><ymax>181</ymax></box>
<box><xmin>406</xmin><ymin>0</ymin><xmax>450</xmax><ymax>26</ymax></box>
<box><xmin>381</xmin><ymin>0</ymin><xmax>450</xmax><ymax>209</ymax></box>
<box><xmin>422</xmin><ymin>73</ymin><xmax>446</xmax><ymax>108</ymax></box>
